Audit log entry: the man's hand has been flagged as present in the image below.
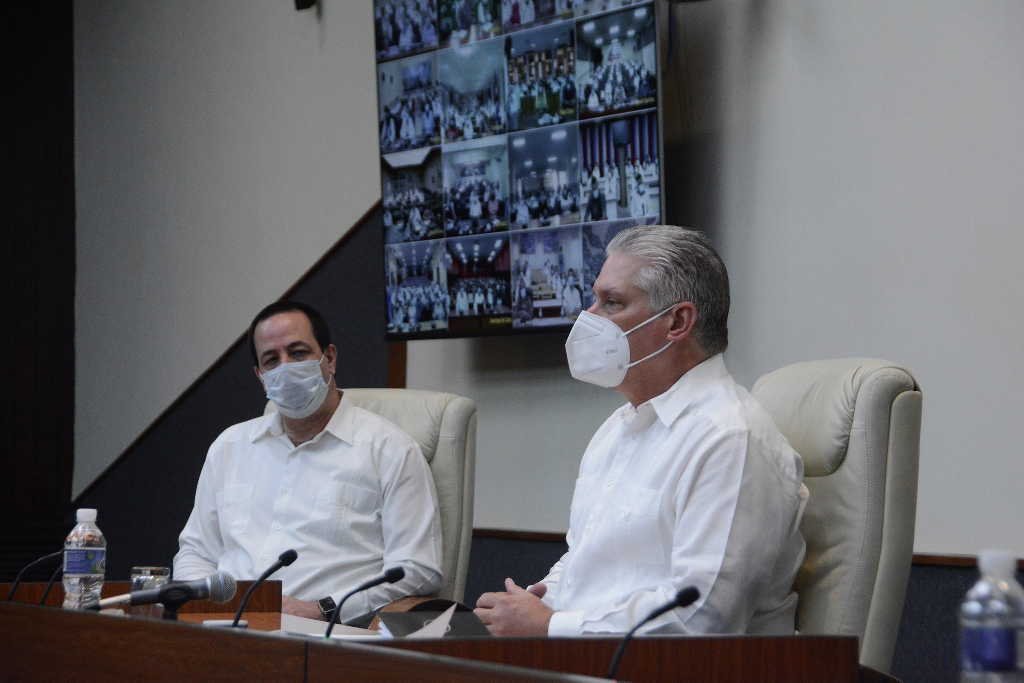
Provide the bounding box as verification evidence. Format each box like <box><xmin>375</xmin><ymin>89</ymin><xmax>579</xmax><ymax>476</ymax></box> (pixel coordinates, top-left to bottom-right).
<box><xmin>282</xmin><ymin>596</ymin><xmax>323</xmax><ymax>620</ymax></box>
<box><xmin>474</xmin><ymin>578</ymin><xmax>554</xmax><ymax>636</ymax></box>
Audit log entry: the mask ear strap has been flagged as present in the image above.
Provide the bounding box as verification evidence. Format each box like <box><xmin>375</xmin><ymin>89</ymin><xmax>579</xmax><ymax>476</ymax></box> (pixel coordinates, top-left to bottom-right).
<box><xmin>623</xmin><ymin>304</ymin><xmax>678</xmax><ymax>336</ymax></box>
<box><xmin>626</xmin><ymin>339</ymin><xmax>674</xmax><ymax>368</ymax></box>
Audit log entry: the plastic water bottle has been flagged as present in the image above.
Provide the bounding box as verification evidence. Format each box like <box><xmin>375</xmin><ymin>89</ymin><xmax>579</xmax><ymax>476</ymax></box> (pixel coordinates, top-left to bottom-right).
<box><xmin>961</xmin><ymin>549</ymin><xmax>1024</xmax><ymax>682</ymax></box>
<box><xmin>62</xmin><ymin>508</ymin><xmax>106</xmax><ymax>610</ymax></box>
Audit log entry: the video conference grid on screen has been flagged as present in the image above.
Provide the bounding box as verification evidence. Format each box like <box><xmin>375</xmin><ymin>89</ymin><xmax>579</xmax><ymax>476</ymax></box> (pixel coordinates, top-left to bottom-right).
<box><xmin>376</xmin><ymin>0</ymin><xmax>662</xmax><ymax>338</ymax></box>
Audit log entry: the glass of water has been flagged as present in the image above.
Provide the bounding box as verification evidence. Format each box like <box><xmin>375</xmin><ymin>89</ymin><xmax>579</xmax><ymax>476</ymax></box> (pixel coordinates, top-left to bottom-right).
<box><xmin>128</xmin><ymin>566</ymin><xmax>171</xmax><ymax>618</ymax></box>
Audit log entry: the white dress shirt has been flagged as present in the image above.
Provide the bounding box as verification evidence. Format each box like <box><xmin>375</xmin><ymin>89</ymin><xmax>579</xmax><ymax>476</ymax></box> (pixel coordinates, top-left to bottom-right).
<box><xmin>542</xmin><ymin>354</ymin><xmax>808</xmax><ymax>636</ymax></box>
<box><xmin>174</xmin><ymin>393</ymin><xmax>443</xmax><ymax>623</ymax></box>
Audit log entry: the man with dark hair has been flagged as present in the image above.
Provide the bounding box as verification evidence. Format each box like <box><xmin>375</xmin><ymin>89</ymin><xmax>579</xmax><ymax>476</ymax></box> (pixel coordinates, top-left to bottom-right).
<box><xmin>175</xmin><ymin>301</ymin><xmax>442</xmax><ymax>623</ymax></box>
<box><xmin>476</xmin><ymin>226</ymin><xmax>807</xmax><ymax>637</ymax></box>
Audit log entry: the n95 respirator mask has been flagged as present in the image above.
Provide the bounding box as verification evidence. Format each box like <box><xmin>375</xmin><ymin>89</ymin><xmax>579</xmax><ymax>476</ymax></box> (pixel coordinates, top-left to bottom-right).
<box><xmin>564</xmin><ymin>307</ymin><xmax>676</xmax><ymax>388</ymax></box>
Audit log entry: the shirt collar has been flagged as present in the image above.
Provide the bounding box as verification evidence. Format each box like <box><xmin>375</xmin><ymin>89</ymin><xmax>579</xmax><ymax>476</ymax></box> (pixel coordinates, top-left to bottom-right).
<box><xmin>248</xmin><ymin>390</ymin><xmax>355</xmax><ymax>446</ymax></box>
<box><xmin>621</xmin><ymin>353</ymin><xmax>729</xmax><ymax>429</ymax></box>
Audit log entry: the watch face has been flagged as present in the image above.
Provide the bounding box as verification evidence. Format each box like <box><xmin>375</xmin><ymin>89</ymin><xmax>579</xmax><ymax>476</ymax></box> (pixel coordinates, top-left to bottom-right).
<box><xmin>318</xmin><ymin>597</ymin><xmax>336</xmax><ymax>619</ymax></box>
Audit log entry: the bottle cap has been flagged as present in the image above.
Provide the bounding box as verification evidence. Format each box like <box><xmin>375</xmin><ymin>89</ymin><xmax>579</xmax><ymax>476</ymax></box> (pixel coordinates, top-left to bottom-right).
<box><xmin>76</xmin><ymin>508</ymin><xmax>97</xmax><ymax>523</ymax></box>
<box><xmin>978</xmin><ymin>549</ymin><xmax>1018</xmax><ymax>578</ymax></box>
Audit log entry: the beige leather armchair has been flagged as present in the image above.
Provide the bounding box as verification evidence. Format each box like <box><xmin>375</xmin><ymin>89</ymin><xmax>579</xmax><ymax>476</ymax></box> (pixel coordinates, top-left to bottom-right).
<box><xmin>752</xmin><ymin>359</ymin><xmax>921</xmax><ymax>674</ymax></box>
<box><xmin>267</xmin><ymin>388</ymin><xmax>477</xmax><ymax>603</ymax></box>
<box><xmin>341</xmin><ymin>388</ymin><xmax>477</xmax><ymax>603</ymax></box>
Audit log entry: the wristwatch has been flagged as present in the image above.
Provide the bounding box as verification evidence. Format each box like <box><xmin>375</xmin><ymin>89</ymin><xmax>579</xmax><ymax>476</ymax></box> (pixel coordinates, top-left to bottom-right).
<box><xmin>317</xmin><ymin>596</ymin><xmax>337</xmax><ymax>622</ymax></box>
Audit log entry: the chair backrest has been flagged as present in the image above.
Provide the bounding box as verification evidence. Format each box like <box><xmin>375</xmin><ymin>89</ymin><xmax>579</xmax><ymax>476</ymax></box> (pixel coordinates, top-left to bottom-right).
<box><xmin>266</xmin><ymin>388</ymin><xmax>477</xmax><ymax>602</ymax></box>
<box><xmin>751</xmin><ymin>359</ymin><xmax>921</xmax><ymax>673</ymax></box>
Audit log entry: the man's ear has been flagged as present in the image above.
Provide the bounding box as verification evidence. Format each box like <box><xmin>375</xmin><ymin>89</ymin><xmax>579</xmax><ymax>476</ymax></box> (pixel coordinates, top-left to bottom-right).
<box><xmin>665</xmin><ymin>302</ymin><xmax>698</xmax><ymax>343</ymax></box>
<box><xmin>324</xmin><ymin>344</ymin><xmax>338</xmax><ymax>377</ymax></box>
<box><xmin>253</xmin><ymin>365</ymin><xmax>263</xmax><ymax>383</ymax></box>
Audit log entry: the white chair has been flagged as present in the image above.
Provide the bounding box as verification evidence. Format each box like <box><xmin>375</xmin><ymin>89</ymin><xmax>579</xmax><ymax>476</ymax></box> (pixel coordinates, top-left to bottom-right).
<box><xmin>267</xmin><ymin>388</ymin><xmax>476</xmax><ymax>602</ymax></box>
<box><xmin>752</xmin><ymin>359</ymin><xmax>921</xmax><ymax>673</ymax></box>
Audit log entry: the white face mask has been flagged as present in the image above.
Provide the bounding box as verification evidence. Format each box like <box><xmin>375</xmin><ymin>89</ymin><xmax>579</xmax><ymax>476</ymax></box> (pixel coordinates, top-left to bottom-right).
<box><xmin>260</xmin><ymin>354</ymin><xmax>330</xmax><ymax>419</ymax></box>
<box><xmin>565</xmin><ymin>306</ymin><xmax>677</xmax><ymax>388</ymax></box>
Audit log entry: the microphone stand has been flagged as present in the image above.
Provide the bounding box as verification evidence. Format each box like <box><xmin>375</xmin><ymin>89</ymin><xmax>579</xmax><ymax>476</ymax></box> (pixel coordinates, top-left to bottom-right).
<box><xmin>39</xmin><ymin>565</ymin><xmax>63</xmax><ymax>606</ymax></box>
<box><xmin>607</xmin><ymin>614</ymin><xmax>650</xmax><ymax>679</ymax></box>
<box><xmin>161</xmin><ymin>597</ymin><xmax>188</xmax><ymax>621</ymax></box>
<box><xmin>325</xmin><ymin>568</ymin><xmax>405</xmax><ymax>638</ymax></box>
<box><xmin>7</xmin><ymin>550</ymin><xmax>62</xmax><ymax>602</ymax></box>
<box><xmin>607</xmin><ymin>587</ymin><xmax>700</xmax><ymax>679</ymax></box>
<box><xmin>324</xmin><ymin>585</ymin><xmax>368</xmax><ymax>638</ymax></box>
<box><xmin>232</xmin><ymin>550</ymin><xmax>298</xmax><ymax>627</ymax></box>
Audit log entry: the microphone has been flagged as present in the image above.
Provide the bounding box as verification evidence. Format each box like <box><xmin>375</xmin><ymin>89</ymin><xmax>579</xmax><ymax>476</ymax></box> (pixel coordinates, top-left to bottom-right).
<box><xmin>324</xmin><ymin>567</ymin><xmax>405</xmax><ymax>638</ymax></box>
<box><xmin>607</xmin><ymin>586</ymin><xmax>700</xmax><ymax>679</ymax></box>
<box><xmin>7</xmin><ymin>550</ymin><xmax>63</xmax><ymax>601</ymax></box>
<box><xmin>96</xmin><ymin>572</ymin><xmax>236</xmax><ymax>617</ymax></box>
<box><xmin>232</xmin><ymin>549</ymin><xmax>298</xmax><ymax>627</ymax></box>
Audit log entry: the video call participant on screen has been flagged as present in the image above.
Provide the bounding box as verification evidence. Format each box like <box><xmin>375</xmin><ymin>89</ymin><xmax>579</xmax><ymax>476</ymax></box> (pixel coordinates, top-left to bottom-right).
<box><xmin>174</xmin><ymin>301</ymin><xmax>442</xmax><ymax>623</ymax></box>
<box><xmin>475</xmin><ymin>225</ymin><xmax>808</xmax><ymax>636</ymax></box>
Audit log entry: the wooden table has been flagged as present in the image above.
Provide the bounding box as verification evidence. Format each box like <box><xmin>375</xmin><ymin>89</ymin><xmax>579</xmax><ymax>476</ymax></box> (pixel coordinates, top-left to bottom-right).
<box><xmin>2</xmin><ymin>582</ymin><xmax>895</xmax><ymax>682</ymax></box>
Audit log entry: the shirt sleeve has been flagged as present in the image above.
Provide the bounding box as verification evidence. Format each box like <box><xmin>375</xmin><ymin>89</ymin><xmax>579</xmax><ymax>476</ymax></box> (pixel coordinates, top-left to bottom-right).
<box><xmin>536</xmin><ymin>548</ymin><xmax>568</xmax><ymax>610</ymax></box>
<box><xmin>544</xmin><ymin>548</ymin><xmax>585</xmax><ymax>634</ymax></box>
<box><xmin>172</xmin><ymin>441</ymin><xmax>225</xmax><ymax>581</ymax></box>
<box><xmin>553</xmin><ymin>429</ymin><xmax>796</xmax><ymax>635</ymax></box>
<box><xmin>544</xmin><ymin>533</ymin><xmax>586</xmax><ymax>636</ymax></box>
<box><xmin>340</xmin><ymin>434</ymin><xmax>443</xmax><ymax>622</ymax></box>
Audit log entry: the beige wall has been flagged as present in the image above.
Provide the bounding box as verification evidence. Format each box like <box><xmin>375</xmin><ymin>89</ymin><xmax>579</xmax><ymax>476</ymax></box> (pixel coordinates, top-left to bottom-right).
<box><xmin>410</xmin><ymin>0</ymin><xmax>1024</xmax><ymax>553</ymax></box>
<box><xmin>74</xmin><ymin>1</ymin><xmax>380</xmax><ymax>493</ymax></box>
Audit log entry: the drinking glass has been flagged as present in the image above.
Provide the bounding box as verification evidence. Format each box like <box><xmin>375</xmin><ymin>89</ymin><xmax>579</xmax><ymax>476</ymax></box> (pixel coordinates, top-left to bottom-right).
<box><xmin>128</xmin><ymin>566</ymin><xmax>171</xmax><ymax>618</ymax></box>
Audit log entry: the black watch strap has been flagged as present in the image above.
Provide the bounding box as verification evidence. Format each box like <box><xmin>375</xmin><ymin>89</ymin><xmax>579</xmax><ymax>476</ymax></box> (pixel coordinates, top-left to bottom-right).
<box><xmin>318</xmin><ymin>596</ymin><xmax>337</xmax><ymax>622</ymax></box>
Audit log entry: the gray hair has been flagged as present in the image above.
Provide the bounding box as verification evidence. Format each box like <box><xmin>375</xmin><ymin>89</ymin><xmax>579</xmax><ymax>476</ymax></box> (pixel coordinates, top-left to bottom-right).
<box><xmin>606</xmin><ymin>225</ymin><xmax>730</xmax><ymax>355</ymax></box>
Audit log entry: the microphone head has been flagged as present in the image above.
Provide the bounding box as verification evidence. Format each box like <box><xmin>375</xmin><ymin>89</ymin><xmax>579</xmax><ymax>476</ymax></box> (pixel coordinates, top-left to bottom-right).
<box><xmin>279</xmin><ymin>549</ymin><xmax>298</xmax><ymax>566</ymax></box>
<box><xmin>675</xmin><ymin>586</ymin><xmax>700</xmax><ymax>608</ymax></box>
<box><xmin>207</xmin><ymin>572</ymin><xmax>237</xmax><ymax>603</ymax></box>
<box><xmin>383</xmin><ymin>567</ymin><xmax>405</xmax><ymax>584</ymax></box>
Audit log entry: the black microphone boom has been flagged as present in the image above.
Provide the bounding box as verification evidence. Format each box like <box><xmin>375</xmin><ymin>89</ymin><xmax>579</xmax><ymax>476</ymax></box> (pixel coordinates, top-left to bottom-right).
<box><xmin>7</xmin><ymin>550</ymin><xmax>63</xmax><ymax>602</ymax></box>
<box><xmin>40</xmin><ymin>564</ymin><xmax>63</xmax><ymax>606</ymax></box>
<box><xmin>232</xmin><ymin>549</ymin><xmax>298</xmax><ymax>627</ymax></box>
<box><xmin>324</xmin><ymin>567</ymin><xmax>405</xmax><ymax>638</ymax></box>
<box><xmin>607</xmin><ymin>586</ymin><xmax>700</xmax><ymax>679</ymax></box>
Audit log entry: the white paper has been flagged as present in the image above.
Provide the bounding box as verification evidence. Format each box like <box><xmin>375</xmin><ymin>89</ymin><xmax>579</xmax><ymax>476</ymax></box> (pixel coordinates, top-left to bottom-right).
<box><xmin>277</xmin><ymin>613</ymin><xmax>379</xmax><ymax>639</ymax></box>
<box><xmin>404</xmin><ymin>603</ymin><xmax>457</xmax><ymax>639</ymax></box>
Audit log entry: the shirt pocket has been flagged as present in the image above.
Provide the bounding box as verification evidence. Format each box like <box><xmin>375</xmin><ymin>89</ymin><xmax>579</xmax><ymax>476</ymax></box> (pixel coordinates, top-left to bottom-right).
<box><xmin>312</xmin><ymin>482</ymin><xmax>381</xmax><ymax>541</ymax></box>
<box><xmin>607</xmin><ymin>484</ymin><xmax>663</xmax><ymax>556</ymax></box>
<box><xmin>313</xmin><ymin>483</ymin><xmax>382</xmax><ymax>520</ymax></box>
<box><xmin>612</xmin><ymin>484</ymin><xmax>661</xmax><ymax>521</ymax></box>
<box><xmin>217</xmin><ymin>483</ymin><xmax>253</xmax><ymax>535</ymax></box>
<box><xmin>315</xmin><ymin>482</ymin><xmax>379</xmax><ymax>514</ymax></box>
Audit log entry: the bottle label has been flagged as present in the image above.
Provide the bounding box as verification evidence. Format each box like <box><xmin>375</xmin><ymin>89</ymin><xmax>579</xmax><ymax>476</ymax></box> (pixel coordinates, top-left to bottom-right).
<box><xmin>1019</xmin><ymin>629</ymin><xmax>1024</xmax><ymax>670</ymax></box>
<box><xmin>64</xmin><ymin>548</ymin><xmax>106</xmax><ymax>575</ymax></box>
<box><xmin>962</xmin><ymin>627</ymin><xmax>1017</xmax><ymax>672</ymax></box>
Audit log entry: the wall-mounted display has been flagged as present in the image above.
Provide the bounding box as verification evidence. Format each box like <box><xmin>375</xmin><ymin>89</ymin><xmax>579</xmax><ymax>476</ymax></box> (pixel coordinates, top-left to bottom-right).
<box><xmin>375</xmin><ymin>0</ymin><xmax>663</xmax><ymax>339</ymax></box>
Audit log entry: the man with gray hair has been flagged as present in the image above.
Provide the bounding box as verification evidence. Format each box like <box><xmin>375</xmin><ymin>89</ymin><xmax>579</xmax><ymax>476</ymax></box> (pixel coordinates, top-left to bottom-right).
<box><xmin>476</xmin><ymin>225</ymin><xmax>808</xmax><ymax>636</ymax></box>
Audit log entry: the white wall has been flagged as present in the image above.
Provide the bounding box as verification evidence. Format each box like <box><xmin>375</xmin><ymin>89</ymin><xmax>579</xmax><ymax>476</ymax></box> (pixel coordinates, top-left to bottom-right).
<box><xmin>411</xmin><ymin>0</ymin><xmax>1024</xmax><ymax>554</ymax></box>
<box><xmin>77</xmin><ymin>0</ymin><xmax>1024</xmax><ymax>554</ymax></box>
<box><xmin>713</xmin><ymin>0</ymin><xmax>1024</xmax><ymax>555</ymax></box>
<box><xmin>74</xmin><ymin>1</ymin><xmax>380</xmax><ymax>494</ymax></box>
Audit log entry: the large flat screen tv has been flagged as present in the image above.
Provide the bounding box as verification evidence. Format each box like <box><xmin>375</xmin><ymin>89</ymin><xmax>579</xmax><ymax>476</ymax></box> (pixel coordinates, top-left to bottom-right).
<box><xmin>375</xmin><ymin>0</ymin><xmax>663</xmax><ymax>339</ymax></box>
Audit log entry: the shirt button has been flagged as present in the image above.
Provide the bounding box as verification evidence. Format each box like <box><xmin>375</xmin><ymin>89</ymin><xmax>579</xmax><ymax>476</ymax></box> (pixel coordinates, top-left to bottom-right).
<box><xmin>271</xmin><ymin>521</ymin><xmax>282</xmax><ymax>531</ymax></box>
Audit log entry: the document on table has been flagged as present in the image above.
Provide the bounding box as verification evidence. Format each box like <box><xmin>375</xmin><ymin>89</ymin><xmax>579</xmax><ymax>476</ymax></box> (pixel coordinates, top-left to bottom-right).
<box><xmin>275</xmin><ymin>605</ymin><xmax>456</xmax><ymax>640</ymax></box>
<box><xmin>277</xmin><ymin>613</ymin><xmax>379</xmax><ymax>639</ymax></box>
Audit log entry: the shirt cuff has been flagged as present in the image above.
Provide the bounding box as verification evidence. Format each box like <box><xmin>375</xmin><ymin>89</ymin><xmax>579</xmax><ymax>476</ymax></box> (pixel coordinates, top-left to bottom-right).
<box><xmin>547</xmin><ymin>610</ymin><xmax>584</xmax><ymax>636</ymax></box>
